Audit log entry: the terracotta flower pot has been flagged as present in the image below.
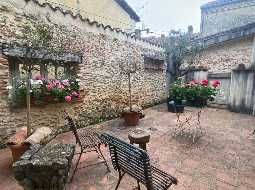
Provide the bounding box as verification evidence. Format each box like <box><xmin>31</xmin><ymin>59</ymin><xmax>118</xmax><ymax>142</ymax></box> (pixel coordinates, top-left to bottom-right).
<box><xmin>123</xmin><ymin>112</ymin><xmax>140</xmax><ymax>126</ymax></box>
<box><xmin>44</xmin><ymin>95</ymin><xmax>55</xmax><ymax>103</ymax></box>
<box><xmin>8</xmin><ymin>143</ymin><xmax>30</xmax><ymax>162</ymax></box>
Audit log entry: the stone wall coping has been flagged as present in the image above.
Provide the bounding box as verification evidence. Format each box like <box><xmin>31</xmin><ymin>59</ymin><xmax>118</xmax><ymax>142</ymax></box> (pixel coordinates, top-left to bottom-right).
<box><xmin>22</xmin><ymin>0</ymin><xmax>163</xmax><ymax>49</ymax></box>
<box><xmin>192</xmin><ymin>22</ymin><xmax>255</xmax><ymax>46</ymax></box>
<box><xmin>0</xmin><ymin>43</ymin><xmax>83</xmax><ymax>63</ymax></box>
<box><xmin>232</xmin><ymin>67</ymin><xmax>255</xmax><ymax>71</ymax></box>
<box><xmin>183</xmin><ymin>66</ymin><xmax>209</xmax><ymax>72</ymax></box>
<box><xmin>208</xmin><ymin>72</ymin><xmax>231</xmax><ymax>78</ymax></box>
<box><xmin>189</xmin><ymin>68</ymin><xmax>208</xmax><ymax>72</ymax></box>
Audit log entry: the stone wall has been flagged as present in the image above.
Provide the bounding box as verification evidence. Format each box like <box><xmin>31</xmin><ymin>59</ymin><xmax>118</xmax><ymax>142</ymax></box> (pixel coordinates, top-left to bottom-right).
<box><xmin>195</xmin><ymin>37</ymin><xmax>253</xmax><ymax>73</ymax></box>
<box><xmin>0</xmin><ymin>0</ymin><xmax>166</xmax><ymax>147</ymax></box>
<box><xmin>201</xmin><ymin>0</ymin><xmax>255</xmax><ymax>35</ymax></box>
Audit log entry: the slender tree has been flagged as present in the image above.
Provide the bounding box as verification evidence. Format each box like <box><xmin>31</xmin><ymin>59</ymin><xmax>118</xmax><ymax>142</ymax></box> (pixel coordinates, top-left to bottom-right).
<box><xmin>164</xmin><ymin>30</ymin><xmax>204</xmax><ymax>81</ymax></box>
<box><xmin>17</xmin><ymin>20</ymin><xmax>54</xmax><ymax>136</ymax></box>
<box><xmin>5</xmin><ymin>17</ymin><xmax>78</xmax><ymax>136</ymax></box>
<box><xmin>119</xmin><ymin>44</ymin><xmax>138</xmax><ymax>112</ymax></box>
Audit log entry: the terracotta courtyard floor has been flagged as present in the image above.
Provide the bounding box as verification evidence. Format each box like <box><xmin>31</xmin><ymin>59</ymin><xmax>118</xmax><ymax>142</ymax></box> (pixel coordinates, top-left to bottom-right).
<box><xmin>1</xmin><ymin>104</ymin><xmax>255</xmax><ymax>190</ymax></box>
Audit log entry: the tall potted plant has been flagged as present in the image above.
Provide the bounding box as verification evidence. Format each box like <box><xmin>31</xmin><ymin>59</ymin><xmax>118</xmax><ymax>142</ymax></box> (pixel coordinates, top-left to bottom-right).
<box><xmin>120</xmin><ymin>45</ymin><xmax>142</xmax><ymax>126</ymax></box>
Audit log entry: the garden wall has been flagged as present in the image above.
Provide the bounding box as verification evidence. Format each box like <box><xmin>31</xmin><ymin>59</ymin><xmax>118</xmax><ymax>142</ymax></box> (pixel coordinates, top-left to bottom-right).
<box><xmin>0</xmin><ymin>0</ymin><xmax>166</xmax><ymax>147</ymax></box>
<box><xmin>195</xmin><ymin>37</ymin><xmax>253</xmax><ymax>73</ymax></box>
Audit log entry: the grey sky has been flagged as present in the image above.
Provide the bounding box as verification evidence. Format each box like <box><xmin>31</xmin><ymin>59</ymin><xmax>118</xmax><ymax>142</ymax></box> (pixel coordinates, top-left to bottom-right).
<box><xmin>126</xmin><ymin>0</ymin><xmax>211</xmax><ymax>33</ymax></box>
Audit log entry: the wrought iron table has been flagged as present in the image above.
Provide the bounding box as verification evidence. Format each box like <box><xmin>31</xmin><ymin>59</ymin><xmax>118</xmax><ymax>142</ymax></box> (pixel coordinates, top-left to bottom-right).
<box><xmin>173</xmin><ymin>107</ymin><xmax>205</xmax><ymax>143</ymax></box>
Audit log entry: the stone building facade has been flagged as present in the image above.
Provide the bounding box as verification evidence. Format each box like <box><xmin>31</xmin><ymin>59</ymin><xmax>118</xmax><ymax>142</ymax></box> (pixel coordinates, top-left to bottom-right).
<box><xmin>0</xmin><ymin>0</ymin><xmax>166</xmax><ymax>146</ymax></box>
<box><xmin>193</xmin><ymin>0</ymin><xmax>255</xmax><ymax>73</ymax></box>
<box><xmin>187</xmin><ymin>0</ymin><xmax>255</xmax><ymax>113</ymax></box>
<box><xmin>201</xmin><ymin>0</ymin><xmax>255</xmax><ymax>35</ymax></box>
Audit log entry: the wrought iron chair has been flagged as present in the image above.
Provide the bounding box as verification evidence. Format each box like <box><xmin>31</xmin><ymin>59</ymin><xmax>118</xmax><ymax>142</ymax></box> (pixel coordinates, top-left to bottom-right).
<box><xmin>101</xmin><ymin>133</ymin><xmax>178</xmax><ymax>190</ymax></box>
<box><xmin>63</xmin><ymin>111</ymin><xmax>110</xmax><ymax>182</ymax></box>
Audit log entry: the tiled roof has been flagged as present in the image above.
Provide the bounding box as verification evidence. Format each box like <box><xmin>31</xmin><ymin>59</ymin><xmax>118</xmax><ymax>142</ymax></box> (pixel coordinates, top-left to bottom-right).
<box><xmin>114</xmin><ymin>0</ymin><xmax>140</xmax><ymax>22</ymax></box>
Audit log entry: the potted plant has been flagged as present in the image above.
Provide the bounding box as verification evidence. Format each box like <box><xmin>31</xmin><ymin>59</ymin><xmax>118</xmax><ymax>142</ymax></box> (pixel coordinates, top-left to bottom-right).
<box><xmin>168</xmin><ymin>82</ymin><xmax>186</xmax><ymax>113</ymax></box>
<box><xmin>12</xmin><ymin>77</ymin><xmax>81</xmax><ymax>105</ymax></box>
<box><xmin>185</xmin><ymin>80</ymin><xmax>220</xmax><ymax>107</ymax></box>
<box><xmin>121</xmin><ymin>68</ymin><xmax>142</xmax><ymax>126</ymax></box>
<box><xmin>122</xmin><ymin>105</ymin><xmax>143</xmax><ymax>126</ymax></box>
<box><xmin>120</xmin><ymin>45</ymin><xmax>143</xmax><ymax>126</ymax></box>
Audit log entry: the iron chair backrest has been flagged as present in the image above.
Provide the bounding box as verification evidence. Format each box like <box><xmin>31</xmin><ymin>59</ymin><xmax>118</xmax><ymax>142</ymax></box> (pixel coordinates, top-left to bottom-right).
<box><xmin>63</xmin><ymin>110</ymin><xmax>82</xmax><ymax>147</ymax></box>
<box><xmin>101</xmin><ymin>133</ymin><xmax>154</xmax><ymax>189</ymax></box>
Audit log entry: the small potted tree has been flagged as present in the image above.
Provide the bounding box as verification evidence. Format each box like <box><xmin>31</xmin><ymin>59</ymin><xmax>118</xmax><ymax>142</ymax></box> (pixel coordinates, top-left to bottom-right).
<box><xmin>120</xmin><ymin>45</ymin><xmax>142</xmax><ymax>126</ymax></box>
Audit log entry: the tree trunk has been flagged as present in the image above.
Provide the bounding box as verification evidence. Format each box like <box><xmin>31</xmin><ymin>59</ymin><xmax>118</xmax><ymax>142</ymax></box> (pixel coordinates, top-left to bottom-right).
<box><xmin>26</xmin><ymin>70</ymin><xmax>32</xmax><ymax>137</ymax></box>
<box><xmin>128</xmin><ymin>73</ymin><xmax>132</xmax><ymax>111</ymax></box>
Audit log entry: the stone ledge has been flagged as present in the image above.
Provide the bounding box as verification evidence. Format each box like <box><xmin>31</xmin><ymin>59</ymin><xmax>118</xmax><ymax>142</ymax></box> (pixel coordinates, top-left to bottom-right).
<box><xmin>13</xmin><ymin>143</ymin><xmax>75</xmax><ymax>190</ymax></box>
<box><xmin>208</xmin><ymin>72</ymin><xmax>231</xmax><ymax>79</ymax></box>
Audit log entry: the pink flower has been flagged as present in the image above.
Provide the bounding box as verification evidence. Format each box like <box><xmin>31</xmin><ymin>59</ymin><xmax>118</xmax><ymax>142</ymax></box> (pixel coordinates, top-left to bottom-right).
<box><xmin>190</xmin><ymin>80</ymin><xmax>198</xmax><ymax>86</ymax></box>
<box><xmin>65</xmin><ymin>96</ymin><xmax>72</xmax><ymax>102</ymax></box>
<box><xmin>52</xmin><ymin>80</ymin><xmax>60</xmax><ymax>86</ymax></box>
<box><xmin>201</xmin><ymin>80</ymin><xmax>209</xmax><ymax>86</ymax></box>
<box><xmin>47</xmin><ymin>84</ymin><xmax>54</xmax><ymax>91</ymax></box>
<box><xmin>34</xmin><ymin>75</ymin><xmax>44</xmax><ymax>80</ymax></box>
<box><xmin>212</xmin><ymin>80</ymin><xmax>221</xmax><ymax>88</ymax></box>
<box><xmin>62</xmin><ymin>80</ymin><xmax>70</xmax><ymax>86</ymax></box>
<box><xmin>71</xmin><ymin>91</ymin><xmax>79</xmax><ymax>97</ymax></box>
<box><xmin>58</xmin><ymin>84</ymin><xmax>65</xmax><ymax>90</ymax></box>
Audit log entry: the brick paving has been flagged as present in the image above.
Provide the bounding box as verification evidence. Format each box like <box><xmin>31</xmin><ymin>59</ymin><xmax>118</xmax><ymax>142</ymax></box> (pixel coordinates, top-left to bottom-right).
<box><xmin>1</xmin><ymin>104</ymin><xmax>255</xmax><ymax>190</ymax></box>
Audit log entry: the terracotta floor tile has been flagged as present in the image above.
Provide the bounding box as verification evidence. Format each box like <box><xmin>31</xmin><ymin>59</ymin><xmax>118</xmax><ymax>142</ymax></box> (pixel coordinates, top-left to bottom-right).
<box><xmin>1</xmin><ymin>104</ymin><xmax>255</xmax><ymax>190</ymax></box>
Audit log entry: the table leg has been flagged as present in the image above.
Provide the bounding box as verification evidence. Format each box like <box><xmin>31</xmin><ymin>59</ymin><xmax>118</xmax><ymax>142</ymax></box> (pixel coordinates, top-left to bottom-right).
<box><xmin>139</xmin><ymin>143</ymin><xmax>147</xmax><ymax>151</ymax></box>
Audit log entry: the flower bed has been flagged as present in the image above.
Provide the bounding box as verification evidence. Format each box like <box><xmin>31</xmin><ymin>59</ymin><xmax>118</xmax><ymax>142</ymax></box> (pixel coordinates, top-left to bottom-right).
<box><xmin>11</xmin><ymin>75</ymin><xmax>81</xmax><ymax>105</ymax></box>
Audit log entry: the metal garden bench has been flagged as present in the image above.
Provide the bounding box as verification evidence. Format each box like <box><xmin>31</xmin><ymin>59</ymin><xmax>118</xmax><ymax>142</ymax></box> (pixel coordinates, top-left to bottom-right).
<box><xmin>101</xmin><ymin>133</ymin><xmax>178</xmax><ymax>190</ymax></box>
<box><xmin>63</xmin><ymin>111</ymin><xmax>110</xmax><ymax>182</ymax></box>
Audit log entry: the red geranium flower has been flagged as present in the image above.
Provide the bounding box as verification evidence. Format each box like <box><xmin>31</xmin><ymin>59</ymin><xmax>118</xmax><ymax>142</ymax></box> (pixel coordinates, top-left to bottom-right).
<box><xmin>190</xmin><ymin>80</ymin><xmax>198</xmax><ymax>86</ymax></box>
<box><xmin>201</xmin><ymin>80</ymin><xmax>209</xmax><ymax>86</ymax></box>
<box><xmin>212</xmin><ymin>80</ymin><xmax>220</xmax><ymax>88</ymax></box>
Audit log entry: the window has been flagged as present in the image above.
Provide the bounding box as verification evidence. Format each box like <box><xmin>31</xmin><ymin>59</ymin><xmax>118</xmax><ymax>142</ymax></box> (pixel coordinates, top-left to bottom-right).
<box><xmin>9</xmin><ymin>58</ymin><xmax>78</xmax><ymax>83</ymax></box>
<box><xmin>144</xmin><ymin>57</ymin><xmax>164</xmax><ymax>71</ymax></box>
<box><xmin>9</xmin><ymin>57</ymin><xmax>80</xmax><ymax>105</ymax></box>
